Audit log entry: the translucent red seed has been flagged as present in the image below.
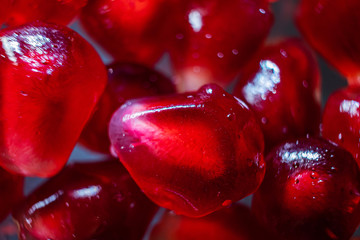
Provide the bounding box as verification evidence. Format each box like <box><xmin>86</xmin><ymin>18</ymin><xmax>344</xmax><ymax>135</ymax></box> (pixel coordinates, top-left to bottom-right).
<box><xmin>80</xmin><ymin>0</ymin><xmax>175</xmax><ymax>66</ymax></box>
<box><xmin>322</xmin><ymin>86</ymin><xmax>360</xmax><ymax>166</ymax></box>
<box><xmin>13</xmin><ymin>160</ymin><xmax>159</xmax><ymax>240</ymax></box>
<box><xmin>233</xmin><ymin>38</ymin><xmax>321</xmax><ymax>152</ymax></box>
<box><xmin>0</xmin><ymin>167</ymin><xmax>23</xmax><ymax>222</ymax></box>
<box><xmin>80</xmin><ymin>62</ymin><xmax>176</xmax><ymax>154</ymax></box>
<box><xmin>3</xmin><ymin>0</ymin><xmax>87</xmax><ymax>27</ymax></box>
<box><xmin>0</xmin><ymin>21</ymin><xmax>107</xmax><ymax>177</ymax></box>
<box><xmin>297</xmin><ymin>0</ymin><xmax>360</xmax><ymax>84</ymax></box>
<box><xmin>252</xmin><ymin>138</ymin><xmax>360</xmax><ymax>240</ymax></box>
<box><xmin>168</xmin><ymin>0</ymin><xmax>273</xmax><ymax>90</ymax></box>
<box><xmin>0</xmin><ymin>0</ymin><xmax>11</xmax><ymax>25</ymax></box>
<box><xmin>150</xmin><ymin>204</ymin><xmax>276</xmax><ymax>240</ymax></box>
<box><xmin>109</xmin><ymin>84</ymin><xmax>265</xmax><ymax>217</ymax></box>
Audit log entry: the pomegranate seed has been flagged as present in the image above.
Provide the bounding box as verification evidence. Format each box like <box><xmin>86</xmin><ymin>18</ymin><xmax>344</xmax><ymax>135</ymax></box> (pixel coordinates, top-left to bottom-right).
<box><xmin>322</xmin><ymin>86</ymin><xmax>360</xmax><ymax>166</ymax></box>
<box><xmin>0</xmin><ymin>21</ymin><xmax>107</xmax><ymax>177</ymax></box>
<box><xmin>297</xmin><ymin>0</ymin><xmax>360</xmax><ymax>85</ymax></box>
<box><xmin>4</xmin><ymin>0</ymin><xmax>87</xmax><ymax>26</ymax></box>
<box><xmin>233</xmin><ymin>38</ymin><xmax>321</xmax><ymax>152</ymax></box>
<box><xmin>109</xmin><ymin>84</ymin><xmax>265</xmax><ymax>217</ymax></box>
<box><xmin>168</xmin><ymin>0</ymin><xmax>273</xmax><ymax>90</ymax></box>
<box><xmin>13</xmin><ymin>160</ymin><xmax>158</xmax><ymax>240</ymax></box>
<box><xmin>252</xmin><ymin>138</ymin><xmax>360</xmax><ymax>240</ymax></box>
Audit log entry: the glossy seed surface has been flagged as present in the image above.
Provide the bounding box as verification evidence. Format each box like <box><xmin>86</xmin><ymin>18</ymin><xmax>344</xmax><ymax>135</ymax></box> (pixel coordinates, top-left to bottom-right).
<box><xmin>4</xmin><ymin>0</ymin><xmax>87</xmax><ymax>26</ymax></box>
<box><xmin>322</xmin><ymin>86</ymin><xmax>360</xmax><ymax>166</ymax></box>
<box><xmin>0</xmin><ymin>21</ymin><xmax>107</xmax><ymax>177</ymax></box>
<box><xmin>297</xmin><ymin>0</ymin><xmax>360</xmax><ymax>84</ymax></box>
<box><xmin>252</xmin><ymin>138</ymin><xmax>360</xmax><ymax>240</ymax></box>
<box><xmin>109</xmin><ymin>84</ymin><xmax>265</xmax><ymax>217</ymax></box>
<box><xmin>233</xmin><ymin>38</ymin><xmax>321</xmax><ymax>152</ymax></box>
<box><xmin>13</xmin><ymin>160</ymin><xmax>158</xmax><ymax>240</ymax></box>
<box><xmin>150</xmin><ymin>204</ymin><xmax>276</xmax><ymax>240</ymax></box>
<box><xmin>80</xmin><ymin>0</ymin><xmax>175</xmax><ymax>66</ymax></box>
<box><xmin>169</xmin><ymin>0</ymin><xmax>273</xmax><ymax>90</ymax></box>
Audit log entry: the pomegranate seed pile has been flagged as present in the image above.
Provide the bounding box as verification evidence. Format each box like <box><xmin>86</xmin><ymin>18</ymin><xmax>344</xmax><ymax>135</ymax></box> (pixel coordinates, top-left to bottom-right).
<box><xmin>0</xmin><ymin>0</ymin><xmax>359</xmax><ymax>239</ymax></box>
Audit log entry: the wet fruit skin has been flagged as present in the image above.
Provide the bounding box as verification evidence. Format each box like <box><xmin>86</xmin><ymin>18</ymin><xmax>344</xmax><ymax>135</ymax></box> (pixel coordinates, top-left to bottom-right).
<box><xmin>296</xmin><ymin>0</ymin><xmax>360</xmax><ymax>85</ymax></box>
<box><xmin>168</xmin><ymin>0</ymin><xmax>273</xmax><ymax>91</ymax></box>
<box><xmin>0</xmin><ymin>167</ymin><xmax>23</xmax><ymax>222</ymax></box>
<box><xmin>80</xmin><ymin>62</ymin><xmax>176</xmax><ymax>154</ymax></box>
<box><xmin>109</xmin><ymin>84</ymin><xmax>265</xmax><ymax>217</ymax></box>
<box><xmin>3</xmin><ymin>0</ymin><xmax>88</xmax><ymax>27</ymax></box>
<box><xmin>80</xmin><ymin>0</ymin><xmax>175</xmax><ymax>66</ymax></box>
<box><xmin>322</xmin><ymin>86</ymin><xmax>360</xmax><ymax>166</ymax></box>
<box><xmin>0</xmin><ymin>21</ymin><xmax>107</xmax><ymax>177</ymax></box>
<box><xmin>13</xmin><ymin>159</ymin><xmax>159</xmax><ymax>240</ymax></box>
<box><xmin>252</xmin><ymin>138</ymin><xmax>360</xmax><ymax>240</ymax></box>
<box><xmin>150</xmin><ymin>204</ymin><xmax>276</xmax><ymax>240</ymax></box>
<box><xmin>233</xmin><ymin>38</ymin><xmax>321</xmax><ymax>152</ymax></box>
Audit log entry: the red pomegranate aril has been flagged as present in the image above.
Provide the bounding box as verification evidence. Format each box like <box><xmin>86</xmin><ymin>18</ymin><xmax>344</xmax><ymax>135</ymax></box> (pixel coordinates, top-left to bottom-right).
<box><xmin>109</xmin><ymin>84</ymin><xmax>265</xmax><ymax>217</ymax></box>
<box><xmin>169</xmin><ymin>0</ymin><xmax>273</xmax><ymax>91</ymax></box>
<box><xmin>252</xmin><ymin>138</ymin><xmax>360</xmax><ymax>240</ymax></box>
<box><xmin>233</xmin><ymin>38</ymin><xmax>321</xmax><ymax>152</ymax></box>
<box><xmin>0</xmin><ymin>167</ymin><xmax>23</xmax><ymax>222</ymax></box>
<box><xmin>80</xmin><ymin>62</ymin><xmax>176</xmax><ymax>153</ymax></box>
<box><xmin>297</xmin><ymin>0</ymin><xmax>360</xmax><ymax>85</ymax></box>
<box><xmin>4</xmin><ymin>0</ymin><xmax>87</xmax><ymax>27</ymax></box>
<box><xmin>150</xmin><ymin>204</ymin><xmax>276</xmax><ymax>240</ymax></box>
<box><xmin>0</xmin><ymin>0</ymin><xmax>11</xmax><ymax>25</ymax></box>
<box><xmin>0</xmin><ymin>21</ymin><xmax>107</xmax><ymax>177</ymax></box>
<box><xmin>80</xmin><ymin>0</ymin><xmax>175</xmax><ymax>66</ymax></box>
<box><xmin>322</xmin><ymin>86</ymin><xmax>360</xmax><ymax>166</ymax></box>
<box><xmin>13</xmin><ymin>160</ymin><xmax>159</xmax><ymax>240</ymax></box>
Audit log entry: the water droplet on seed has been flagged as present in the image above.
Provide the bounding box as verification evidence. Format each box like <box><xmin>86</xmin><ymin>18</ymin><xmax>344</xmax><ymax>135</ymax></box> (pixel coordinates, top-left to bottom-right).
<box><xmin>293</xmin><ymin>161</ymin><xmax>299</xmax><ymax>169</ymax></box>
<box><xmin>310</xmin><ymin>172</ymin><xmax>318</xmax><ymax>179</ymax></box>
<box><xmin>227</xmin><ymin>113</ymin><xmax>235</xmax><ymax>121</ymax></box>
<box><xmin>338</xmin><ymin>133</ymin><xmax>343</xmax><ymax>141</ymax></box>
<box><xmin>261</xmin><ymin>117</ymin><xmax>268</xmax><ymax>124</ymax></box>
<box><xmin>20</xmin><ymin>91</ymin><xmax>28</xmax><ymax>96</ymax></box>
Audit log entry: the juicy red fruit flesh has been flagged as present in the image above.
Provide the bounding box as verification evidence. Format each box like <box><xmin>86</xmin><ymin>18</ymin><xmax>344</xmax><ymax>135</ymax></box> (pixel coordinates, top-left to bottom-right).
<box><xmin>13</xmin><ymin>160</ymin><xmax>158</xmax><ymax>240</ymax></box>
<box><xmin>168</xmin><ymin>0</ymin><xmax>273</xmax><ymax>90</ymax></box>
<box><xmin>322</xmin><ymin>86</ymin><xmax>360</xmax><ymax>166</ymax></box>
<box><xmin>0</xmin><ymin>167</ymin><xmax>23</xmax><ymax>222</ymax></box>
<box><xmin>0</xmin><ymin>0</ymin><xmax>11</xmax><ymax>25</ymax></box>
<box><xmin>3</xmin><ymin>0</ymin><xmax>87</xmax><ymax>27</ymax></box>
<box><xmin>80</xmin><ymin>62</ymin><xmax>176</xmax><ymax>153</ymax></box>
<box><xmin>0</xmin><ymin>21</ymin><xmax>107</xmax><ymax>177</ymax></box>
<box><xmin>80</xmin><ymin>0</ymin><xmax>174</xmax><ymax>66</ymax></box>
<box><xmin>297</xmin><ymin>0</ymin><xmax>360</xmax><ymax>84</ymax></box>
<box><xmin>109</xmin><ymin>84</ymin><xmax>265</xmax><ymax>217</ymax></box>
<box><xmin>150</xmin><ymin>204</ymin><xmax>276</xmax><ymax>240</ymax></box>
<box><xmin>233</xmin><ymin>38</ymin><xmax>321</xmax><ymax>152</ymax></box>
<box><xmin>252</xmin><ymin>138</ymin><xmax>360</xmax><ymax>240</ymax></box>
